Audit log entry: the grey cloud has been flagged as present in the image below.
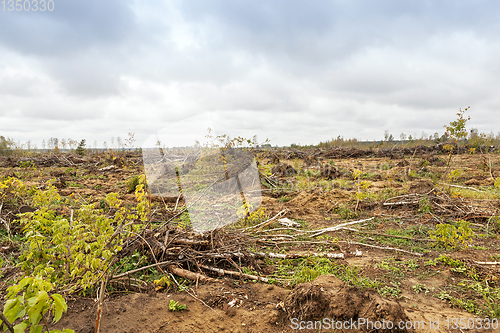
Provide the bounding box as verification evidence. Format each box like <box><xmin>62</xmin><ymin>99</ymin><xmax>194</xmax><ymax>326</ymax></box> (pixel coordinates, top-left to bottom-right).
<box><xmin>0</xmin><ymin>0</ymin><xmax>136</xmax><ymax>56</ymax></box>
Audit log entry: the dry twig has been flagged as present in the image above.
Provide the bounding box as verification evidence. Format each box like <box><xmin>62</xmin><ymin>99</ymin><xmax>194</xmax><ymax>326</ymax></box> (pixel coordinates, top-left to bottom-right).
<box><xmin>309</xmin><ymin>217</ymin><xmax>374</xmax><ymax>237</ymax></box>
<box><xmin>199</xmin><ymin>264</ymin><xmax>268</xmax><ymax>283</ymax></box>
<box><xmin>95</xmin><ymin>277</ymin><xmax>107</xmax><ymax>333</ymax></box>
<box><xmin>338</xmin><ymin>241</ymin><xmax>423</xmax><ymax>256</ymax></box>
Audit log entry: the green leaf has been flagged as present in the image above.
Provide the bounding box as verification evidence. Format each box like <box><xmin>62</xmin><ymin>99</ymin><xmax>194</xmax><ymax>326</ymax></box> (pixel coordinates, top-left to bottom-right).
<box><xmin>29</xmin><ymin>324</ymin><xmax>43</xmax><ymax>333</ymax></box>
<box><xmin>4</xmin><ymin>298</ymin><xmax>25</xmax><ymax>323</ymax></box>
<box><xmin>6</xmin><ymin>277</ymin><xmax>33</xmax><ymax>299</ymax></box>
<box><xmin>27</xmin><ymin>291</ymin><xmax>49</xmax><ymax>325</ymax></box>
<box><xmin>51</xmin><ymin>294</ymin><xmax>67</xmax><ymax>322</ymax></box>
<box><xmin>13</xmin><ymin>321</ymin><xmax>29</xmax><ymax>333</ymax></box>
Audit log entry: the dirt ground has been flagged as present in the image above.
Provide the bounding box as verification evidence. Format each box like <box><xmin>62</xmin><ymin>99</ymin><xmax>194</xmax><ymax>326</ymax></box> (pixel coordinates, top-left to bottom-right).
<box><xmin>1</xmin><ymin>147</ymin><xmax>500</xmax><ymax>332</ymax></box>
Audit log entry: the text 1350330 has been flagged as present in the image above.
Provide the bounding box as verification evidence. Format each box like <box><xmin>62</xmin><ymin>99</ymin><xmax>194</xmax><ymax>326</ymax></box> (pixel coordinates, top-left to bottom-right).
<box><xmin>2</xmin><ymin>0</ymin><xmax>54</xmax><ymax>11</ymax></box>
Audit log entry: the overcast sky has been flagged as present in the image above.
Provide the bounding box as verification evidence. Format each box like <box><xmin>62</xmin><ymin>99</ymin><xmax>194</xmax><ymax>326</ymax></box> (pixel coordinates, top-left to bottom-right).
<box><xmin>1</xmin><ymin>0</ymin><xmax>499</xmax><ymax>148</ymax></box>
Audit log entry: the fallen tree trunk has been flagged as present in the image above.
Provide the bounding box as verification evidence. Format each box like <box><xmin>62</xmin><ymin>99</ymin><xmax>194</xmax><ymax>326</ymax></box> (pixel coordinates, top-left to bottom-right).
<box><xmin>168</xmin><ymin>264</ymin><xmax>216</xmax><ymax>283</ymax></box>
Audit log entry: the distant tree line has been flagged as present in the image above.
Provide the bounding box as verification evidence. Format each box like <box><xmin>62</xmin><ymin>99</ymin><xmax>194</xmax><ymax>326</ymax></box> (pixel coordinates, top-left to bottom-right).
<box><xmin>295</xmin><ymin>128</ymin><xmax>500</xmax><ymax>150</ymax></box>
<box><xmin>0</xmin><ymin>132</ymin><xmax>138</xmax><ymax>157</ymax></box>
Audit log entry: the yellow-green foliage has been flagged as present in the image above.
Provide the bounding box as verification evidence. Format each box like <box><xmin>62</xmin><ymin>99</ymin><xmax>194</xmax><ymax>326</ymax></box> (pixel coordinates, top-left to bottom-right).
<box><xmin>4</xmin><ymin>176</ymin><xmax>150</xmax><ymax>292</ymax></box>
<box><xmin>247</xmin><ymin>206</ymin><xmax>267</xmax><ymax>224</ymax></box>
<box><xmin>353</xmin><ymin>169</ymin><xmax>372</xmax><ymax>201</ymax></box>
<box><xmin>1</xmin><ymin>176</ymin><xmax>30</xmax><ymax>204</ymax></box>
<box><xmin>444</xmin><ymin>107</ymin><xmax>471</xmax><ymax>142</ymax></box>
<box><xmin>237</xmin><ymin>201</ymin><xmax>252</xmax><ymax>219</ymax></box>
<box><xmin>430</xmin><ymin>220</ymin><xmax>474</xmax><ymax>249</ymax></box>
<box><xmin>447</xmin><ymin>168</ymin><xmax>463</xmax><ymax>182</ymax></box>
<box><xmin>134</xmin><ymin>174</ymin><xmax>149</xmax><ymax>222</ymax></box>
<box><xmin>237</xmin><ymin>202</ymin><xmax>267</xmax><ymax>225</ymax></box>
<box><xmin>3</xmin><ymin>276</ymin><xmax>73</xmax><ymax>333</ymax></box>
<box><xmin>169</xmin><ymin>299</ymin><xmax>187</xmax><ymax>312</ymax></box>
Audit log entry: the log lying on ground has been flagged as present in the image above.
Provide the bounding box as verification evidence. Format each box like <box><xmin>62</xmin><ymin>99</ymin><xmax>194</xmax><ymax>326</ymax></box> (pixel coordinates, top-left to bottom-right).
<box><xmin>168</xmin><ymin>264</ymin><xmax>216</xmax><ymax>283</ymax></box>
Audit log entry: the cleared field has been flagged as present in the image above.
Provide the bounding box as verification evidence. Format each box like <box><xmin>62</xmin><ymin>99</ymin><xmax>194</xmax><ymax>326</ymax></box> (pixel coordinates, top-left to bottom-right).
<box><xmin>1</xmin><ymin>147</ymin><xmax>499</xmax><ymax>332</ymax></box>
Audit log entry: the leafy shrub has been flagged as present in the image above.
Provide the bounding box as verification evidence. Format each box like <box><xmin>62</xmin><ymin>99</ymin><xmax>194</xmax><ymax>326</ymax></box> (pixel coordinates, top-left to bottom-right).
<box><xmin>430</xmin><ymin>220</ymin><xmax>474</xmax><ymax>249</ymax></box>
<box><xmin>9</xmin><ymin>176</ymin><xmax>149</xmax><ymax>292</ymax></box>
<box><xmin>3</xmin><ymin>276</ymin><xmax>73</xmax><ymax>333</ymax></box>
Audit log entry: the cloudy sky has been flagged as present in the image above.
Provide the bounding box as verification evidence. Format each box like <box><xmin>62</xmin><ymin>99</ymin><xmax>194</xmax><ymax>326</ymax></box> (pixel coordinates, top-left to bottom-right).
<box><xmin>1</xmin><ymin>0</ymin><xmax>499</xmax><ymax>148</ymax></box>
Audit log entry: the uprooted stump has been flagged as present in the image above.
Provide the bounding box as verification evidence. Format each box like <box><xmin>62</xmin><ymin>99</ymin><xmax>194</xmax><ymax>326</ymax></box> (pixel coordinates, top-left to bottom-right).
<box><xmin>283</xmin><ymin>275</ymin><xmax>412</xmax><ymax>332</ymax></box>
<box><xmin>272</xmin><ymin>163</ymin><xmax>297</xmax><ymax>176</ymax></box>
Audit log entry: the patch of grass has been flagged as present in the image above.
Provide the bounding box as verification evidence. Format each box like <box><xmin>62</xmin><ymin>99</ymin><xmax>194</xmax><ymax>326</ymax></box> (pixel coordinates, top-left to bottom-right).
<box><xmin>448</xmin><ymin>186</ymin><xmax>500</xmax><ymax>200</ymax></box>
<box><xmin>330</xmin><ymin>178</ymin><xmax>352</xmax><ymax>190</ymax></box>
<box><xmin>291</xmin><ymin>219</ymin><xmax>308</xmax><ymax>228</ymax></box>
<box><xmin>435</xmin><ymin>290</ymin><xmax>453</xmax><ymax>301</ymax></box>
<box><xmin>271</xmin><ymin>257</ymin><xmax>379</xmax><ymax>289</ymax></box>
<box><xmin>424</xmin><ymin>258</ymin><xmax>439</xmax><ymax>267</ymax></box>
<box><xmin>418</xmin><ymin>197</ymin><xmax>433</xmax><ymax>214</ymax></box>
<box><xmin>418</xmin><ymin>170</ymin><xmax>440</xmax><ymax>181</ymax></box>
<box><xmin>377</xmin><ymin>258</ymin><xmax>405</xmax><ymax>279</ymax></box>
<box><xmin>114</xmin><ymin>250</ymin><xmax>148</xmax><ymax>273</ymax></box>
<box><xmin>81</xmin><ymin>174</ymin><xmax>107</xmax><ymax>180</ymax></box>
<box><xmin>332</xmin><ymin>204</ymin><xmax>358</xmax><ymax>219</ymax></box>
<box><xmin>360</xmin><ymin>172</ymin><xmax>379</xmax><ymax>180</ymax></box>
<box><xmin>455</xmin><ymin>280</ymin><xmax>500</xmax><ymax>318</ymax></box>
<box><xmin>379</xmin><ymin>282</ymin><xmax>402</xmax><ymax>298</ymax></box>
<box><xmin>278</xmin><ymin>196</ymin><xmax>291</xmax><ymax>203</ymax></box>
<box><xmin>451</xmin><ymin>297</ymin><xmax>480</xmax><ymax>314</ymax></box>
<box><xmin>66</xmin><ymin>181</ymin><xmax>84</xmax><ymax>188</ymax></box>
<box><xmin>419</xmin><ymin>159</ymin><xmax>430</xmax><ymax>168</ymax></box>
<box><xmin>337</xmin><ymin>265</ymin><xmax>381</xmax><ymax>289</ymax></box>
<box><xmin>259</xmin><ymin>164</ymin><xmax>273</xmax><ymax>177</ymax></box>
<box><xmin>381</xmin><ymin>163</ymin><xmax>392</xmax><ymax>171</ymax></box>
<box><xmin>412</xmin><ymin>283</ymin><xmax>434</xmax><ymax>294</ymax></box>
<box><xmin>373</xmin><ymin>226</ymin><xmax>432</xmax><ymax>253</ymax></box>
<box><xmin>437</xmin><ymin>255</ymin><xmax>479</xmax><ymax>280</ymax></box>
<box><xmin>64</xmin><ymin>167</ymin><xmax>77</xmax><ymax>175</ymax></box>
<box><xmin>404</xmin><ymin>259</ymin><xmax>420</xmax><ymax>271</ymax></box>
<box><xmin>375</xmin><ymin>187</ymin><xmax>405</xmax><ymax>202</ymax></box>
